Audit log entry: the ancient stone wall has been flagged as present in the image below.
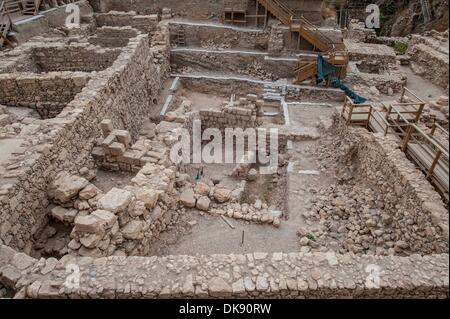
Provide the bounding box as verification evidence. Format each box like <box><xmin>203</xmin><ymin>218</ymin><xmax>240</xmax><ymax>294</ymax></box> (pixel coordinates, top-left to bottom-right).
<box><xmin>50</xmin><ymin>164</ymin><xmax>179</xmax><ymax>258</ymax></box>
<box><xmin>0</xmin><ymin>29</ymin><xmax>171</xmax><ymax>252</ymax></box>
<box><xmin>356</xmin><ymin>130</ymin><xmax>449</xmax><ymax>254</ymax></box>
<box><xmin>180</xmin><ymin>76</ymin><xmax>264</xmax><ymax>97</ymax></box>
<box><xmin>200</xmin><ymin>108</ymin><xmax>257</xmax><ymax>130</ymax></box>
<box><xmin>407</xmin><ymin>34</ymin><xmax>449</xmax><ymax>91</ymax></box>
<box><xmin>344</xmin><ymin>40</ymin><xmax>397</xmax><ymax>66</ymax></box>
<box><xmin>95</xmin><ymin>11</ymin><xmax>159</xmax><ymax>33</ymax></box>
<box><xmin>31</xmin><ymin>46</ymin><xmax>121</xmax><ymax>72</ymax></box>
<box><xmin>96</xmin><ymin>0</ymin><xmax>225</xmax><ymax>17</ymax></box>
<box><xmin>0</xmin><ymin>243</ymin><xmax>447</xmax><ymax>298</ymax></box>
<box><xmin>169</xmin><ymin>21</ymin><xmax>270</xmax><ymax>51</ymax></box>
<box><xmin>12</xmin><ymin>1</ymin><xmax>94</xmax><ymax>44</ymax></box>
<box><xmin>347</xmin><ymin>62</ymin><xmax>406</xmax><ymax>94</ymax></box>
<box><xmin>94</xmin><ymin>0</ymin><xmax>323</xmax><ymax>22</ymax></box>
<box><xmin>0</xmin><ymin>72</ymin><xmax>90</xmax><ymax>119</ymax></box>
<box><xmin>285</xmin><ymin>85</ymin><xmax>345</xmax><ymax>102</ymax></box>
<box><xmin>328</xmin><ymin>118</ymin><xmax>449</xmax><ymax>255</ymax></box>
<box><xmin>176</xmin><ymin>76</ymin><xmax>345</xmax><ymax>103</ymax></box>
<box><xmin>171</xmin><ymin>48</ymin><xmax>296</xmax><ymax>80</ymax></box>
<box><xmin>88</xmin><ymin>27</ymin><xmax>139</xmax><ymax>48</ymax></box>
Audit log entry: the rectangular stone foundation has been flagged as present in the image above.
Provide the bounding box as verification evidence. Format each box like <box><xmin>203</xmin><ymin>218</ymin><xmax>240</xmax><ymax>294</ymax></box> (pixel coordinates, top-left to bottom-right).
<box><xmin>0</xmin><ymin>28</ymin><xmax>171</xmax><ymax>252</ymax></box>
<box><xmin>0</xmin><ymin>72</ymin><xmax>90</xmax><ymax>119</ymax></box>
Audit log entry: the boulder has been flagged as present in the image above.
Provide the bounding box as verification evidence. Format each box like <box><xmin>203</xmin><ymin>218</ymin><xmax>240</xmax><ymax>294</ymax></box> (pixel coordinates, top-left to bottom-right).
<box><xmin>194</xmin><ymin>182</ymin><xmax>210</xmax><ymax>196</ymax></box>
<box><xmin>97</xmin><ymin>188</ymin><xmax>134</xmax><ymax>213</ymax></box>
<box><xmin>80</xmin><ymin>233</ymin><xmax>103</xmax><ymax>249</ymax></box>
<box><xmin>121</xmin><ymin>220</ymin><xmax>144</xmax><ymax>240</ymax></box>
<box><xmin>74</xmin><ymin>215</ymin><xmax>104</xmax><ymax>234</ymax></box>
<box><xmin>208</xmin><ymin>277</ymin><xmax>232</xmax><ymax>297</ymax></box>
<box><xmin>91</xmin><ymin>210</ymin><xmax>117</xmax><ymax>229</ymax></box>
<box><xmin>213</xmin><ymin>188</ymin><xmax>231</xmax><ymax>203</ymax></box>
<box><xmin>135</xmin><ymin>188</ymin><xmax>160</xmax><ymax>209</ymax></box>
<box><xmin>196</xmin><ymin>196</ymin><xmax>211</xmax><ymax>211</ymax></box>
<box><xmin>180</xmin><ymin>188</ymin><xmax>196</xmax><ymax>208</ymax></box>
<box><xmin>50</xmin><ymin>206</ymin><xmax>68</xmax><ymax>222</ymax></box>
<box><xmin>49</xmin><ymin>172</ymin><xmax>89</xmax><ymax>203</ymax></box>
<box><xmin>79</xmin><ymin>184</ymin><xmax>101</xmax><ymax>200</ymax></box>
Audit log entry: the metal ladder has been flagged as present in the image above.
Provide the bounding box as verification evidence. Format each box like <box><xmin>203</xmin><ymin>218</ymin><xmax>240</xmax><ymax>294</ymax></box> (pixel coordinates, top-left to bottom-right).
<box><xmin>176</xmin><ymin>28</ymin><xmax>185</xmax><ymax>47</ymax></box>
<box><xmin>419</xmin><ymin>0</ymin><xmax>432</xmax><ymax>23</ymax></box>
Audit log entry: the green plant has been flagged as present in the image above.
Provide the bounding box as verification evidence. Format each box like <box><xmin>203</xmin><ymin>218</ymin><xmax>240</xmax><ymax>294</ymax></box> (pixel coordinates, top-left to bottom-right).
<box><xmin>394</xmin><ymin>42</ymin><xmax>409</xmax><ymax>55</ymax></box>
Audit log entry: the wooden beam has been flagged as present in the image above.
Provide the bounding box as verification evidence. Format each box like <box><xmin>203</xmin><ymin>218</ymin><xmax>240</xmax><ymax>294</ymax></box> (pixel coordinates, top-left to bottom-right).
<box><xmin>427</xmin><ymin>150</ymin><xmax>442</xmax><ymax>179</ymax></box>
<box><xmin>255</xmin><ymin>0</ymin><xmax>258</xmax><ymax>27</ymax></box>
<box><xmin>264</xmin><ymin>5</ymin><xmax>267</xmax><ymax>28</ymax></box>
<box><xmin>0</xmin><ymin>32</ymin><xmax>14</xmax><ymax>48</ymax></box>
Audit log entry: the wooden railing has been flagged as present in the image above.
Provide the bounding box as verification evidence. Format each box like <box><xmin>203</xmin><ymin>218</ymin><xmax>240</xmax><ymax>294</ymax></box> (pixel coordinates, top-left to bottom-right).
<box><xmin>430</xmin><ymin>123</ymin><xmax>450</xmax><ymax>151</ymax></box>
<box><xmin>256</xmin><ymin>0</ymin><xmax>293</xmax><ymax>26</ymax></box>
<box><xmin>1</xmin><ymin>0</ymin><xmax>41</xmax><ymax>17</ymax></box>
<box><xmin>0</xmin><ymin>0</ymin><xmax>11</xmax><ymax>48</ymax></box>
<box><xmin>342</xmin><ymin>96</ymin><xmax>373</xmax><ymax>127</ymax></box>
<box><xmin>257</xmin><ymin>0</ymin><xmax>336</xmax><ymax>53</ymax></box>
<box><xmin>291</xmin><ymin>16</ymin><xmax>334</xmax><ymax>52</ymax></box>
<box><xmin>253</xmin><ymin>0</ymin><xmax>349</xmax><ymax>82</ymax></box>
<box><xmin>342</xmin><ymin>88</ymin><xmax>449</xmax><ymax>201</ymax></box>
<box><xmin>402</xmin><ymin>124</ymin><xmax>449</xmax><ymax>199</ymax></box>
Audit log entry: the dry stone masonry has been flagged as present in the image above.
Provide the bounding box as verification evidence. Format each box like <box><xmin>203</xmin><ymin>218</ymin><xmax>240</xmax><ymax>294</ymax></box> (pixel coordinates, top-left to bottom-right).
<box><xmin>0</xmin><ymin>0</ymin><xmax>448</xmax><ymax>300</ymax></box>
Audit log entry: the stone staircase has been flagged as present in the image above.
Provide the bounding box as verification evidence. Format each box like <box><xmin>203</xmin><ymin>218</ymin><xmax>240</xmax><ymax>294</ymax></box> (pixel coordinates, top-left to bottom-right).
<box><xmin>263</xmin><ymin>81</ymin><xmax>287</xmax><ymax>101</ymax></box>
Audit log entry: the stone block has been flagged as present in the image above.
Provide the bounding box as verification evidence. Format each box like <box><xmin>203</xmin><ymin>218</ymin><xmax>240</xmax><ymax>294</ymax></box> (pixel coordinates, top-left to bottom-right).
<box><xmin>75</xmin><ymin>215</ymin><xmax>103</xmax><ymax>234</ymax></box>
<box><xmin>49</xmin><ymin>173</ymin><xmax>90</xmax><ymax>204</ymax></box>
<box><xmin>109</xmin><ymin>142</ymin><xmax>126</xmax><ymax>156</ymax></box>
<box><xmin>112</xmin><ymin>129</ymin><xmax>131</xmax><ymax>148</ymax></box>
<box><xmin>100</xmin><ymin>119</ymin><xmax>113</xmax><ymax>137</ymax></box>
<box><xmin>91</xmin><ymin>210</ymin><xmax>118</xmax><ymax>229</ymax></box>
<box><xmin>97</xmin><ymin>188</ymin><xmax>134</xmax><ymax>213</ymax></box>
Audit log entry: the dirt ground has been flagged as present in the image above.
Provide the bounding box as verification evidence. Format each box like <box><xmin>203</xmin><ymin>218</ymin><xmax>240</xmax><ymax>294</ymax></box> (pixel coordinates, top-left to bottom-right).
<box><xmin>93</xmin><ymin>169</ymin><xmax>136</xmax><ymax>193</ymax></box>
<box><xmin>399</xmin><ymin>65</ymin><xmax>446</xmax><ymax>100</ymax></box>
<box><xmin>174</xmin><ymin>90</ymin><xmax>227</xmax><ymax>112</ymax></box>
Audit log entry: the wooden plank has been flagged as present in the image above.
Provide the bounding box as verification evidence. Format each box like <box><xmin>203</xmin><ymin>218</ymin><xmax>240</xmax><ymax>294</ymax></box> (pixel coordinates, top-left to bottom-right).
<box><xmin>407</xmin><ymin>143</ymin><xmax>449</xmax><ymax>186</ymax></box>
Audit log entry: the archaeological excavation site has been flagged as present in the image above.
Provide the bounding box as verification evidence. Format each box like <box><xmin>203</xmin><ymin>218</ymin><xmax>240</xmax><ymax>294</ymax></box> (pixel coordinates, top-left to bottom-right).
<box><xmin>0</xmin><ymin>0</ymin><xmax>448</xmax><ymax>300</ymax></box>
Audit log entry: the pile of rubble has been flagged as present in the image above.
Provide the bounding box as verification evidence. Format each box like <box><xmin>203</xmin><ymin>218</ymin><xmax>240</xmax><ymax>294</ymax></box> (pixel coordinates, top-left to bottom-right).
<box><xmin>92</xmin><ymin>120</ymin><xmax>182</xmax><ymax>172</ymax></box>
<box><xmin>164</xmin><ymin>98</ymin><xmax>193</xmax><ymax>124</ymax></box>
<box><xmin>237</xmin><ymin>60</ymin><xmax>275</xmax><ymax>81</ymax></box>
<box><xmin>300</xmin><ymin>115</ymin><xmax>449</xmax><ymax>256</ymax></box>
<box><xmin>179</xmin><ymin>181</ymin><xmax>237</xmax><ymax>210</ymax></box>
<box><xmin>45</xmin><ymin>162</ymin><xmax>179</xmax><ymax>257</ymax></box>
<box><xmin>429</xmin><ymin>95</ymin><xmax>450</xmax><ymax>119</ymax></box>
<box><xmin>209</xmin><ymin>201</ymin><xmax>282</xmax><ymax>227</ymax></box>
<box><xmin>178</xmin><ymin>173</ymin><xmax>282</xmax><ymax>226</ymax></box>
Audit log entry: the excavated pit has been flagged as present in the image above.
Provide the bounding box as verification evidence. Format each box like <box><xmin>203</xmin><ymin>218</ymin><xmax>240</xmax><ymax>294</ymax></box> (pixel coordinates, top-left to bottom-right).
<box><xmin>0</xmin><ymin>4</ymin><xmax>448</xmax><ymax>299</ymax></box>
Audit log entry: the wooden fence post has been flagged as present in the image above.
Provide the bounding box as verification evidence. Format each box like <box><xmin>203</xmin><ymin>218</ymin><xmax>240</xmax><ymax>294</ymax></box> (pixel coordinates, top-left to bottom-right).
<box><xmin>427</xmin><ymin>150</ymin><xmax>442</xmax><ymax>179</ymax></box>
<box><xmin>402</xmin><ymin>125</ymin><xmax>413</xmax><ymax>152</ymax></box>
